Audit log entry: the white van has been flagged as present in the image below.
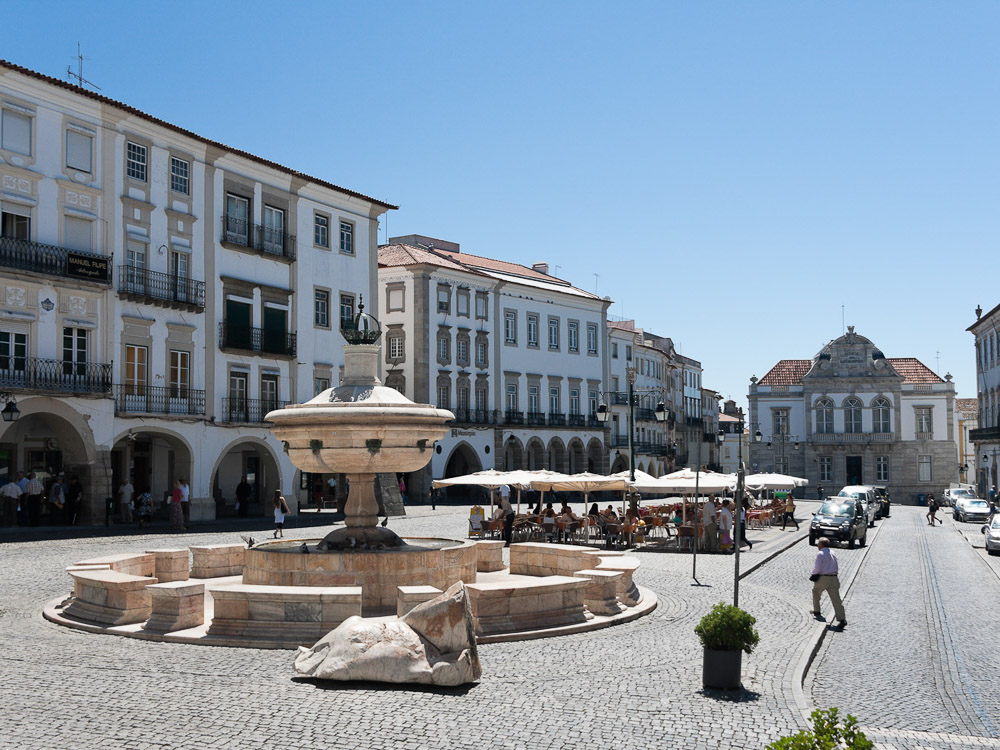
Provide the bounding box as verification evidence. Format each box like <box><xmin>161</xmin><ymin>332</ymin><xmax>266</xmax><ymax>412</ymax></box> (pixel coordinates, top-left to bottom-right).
<box><xmin>836</xmin><ymin>486</ymin><xmax>878</xmax><ymax>528</ymax></box>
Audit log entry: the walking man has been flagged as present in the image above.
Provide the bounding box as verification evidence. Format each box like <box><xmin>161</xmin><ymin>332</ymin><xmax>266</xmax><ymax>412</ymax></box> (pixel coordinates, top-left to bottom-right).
<box><xmin>499</xmin><ymin>483</ymin><xmax>514</xmax><ymax>547</ymax></box>
<box><xmin>15</xmin><ymin>471</ymin><xmax>28</xmax><ymax>525</ymax></box>
<box><xmin>235</xmin><ymin>475</ymin><xmax>251</xmax><ymax>517</ymax></box>
<box><xmin>118</xmin><ymin>478</ymin><xmax>134</xmax><ymax>524</ymax></box>
<box><xmin>24</xmin><ymin>472</ymin><xmax>44</xmax><ymax>526</ymax></box>
<box><xmin>0</xmin><ymin>475</ymin><xmax>22</xmax><ymax>526</ymax></box>
<box><xmin>781</xmin><ymin>492</ymin><xmax>799</xmax><ymax>531</ymax></box>
<box><xmin>811</xmin><ymin>537</ymin><xmax>847</xmax><ymax>628</ymax></box>
<box><xmin>926</xmin><ymin>494</ymin><xmax>941</xmax><ymax>526</ymax></box>
<box><xmin>179</xmin><ymin>478</ymin><xmax>191</xmax><ymax>529</ymax></box>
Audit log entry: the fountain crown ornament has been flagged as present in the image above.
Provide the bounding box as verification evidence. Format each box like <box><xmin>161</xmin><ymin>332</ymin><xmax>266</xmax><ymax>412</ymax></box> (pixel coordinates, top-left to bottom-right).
<box><xmin>341</xmin><ymin>294</ymin><xmax>382</xmax><ymax>345</ymax></box>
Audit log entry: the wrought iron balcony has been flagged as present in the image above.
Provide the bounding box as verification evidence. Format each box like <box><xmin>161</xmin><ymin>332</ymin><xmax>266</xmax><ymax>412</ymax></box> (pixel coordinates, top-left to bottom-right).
<box><xmin>219</xmin><ymin>322</ymin><xmax>296</xmax><ymax>357</ymax></box>
<box><xmin>0</xmin><ymin>356</ymin><xmax>111</xmax><ymax>394</ymax></box>
<box><xmin>567</xmin><ymin>414</ymin><xmax>586</xmax><ymax>427</ymax></box>
<box><xmin>0</xmin><ymin>235</ymin><xmax>111</xmax><ymax>285</ymax></box>
<box><xmin>117</xmin><ymin>266</ymin><xmax>206</xmax><ymax>310</ymax></box>
<box><xmin>547</xmin><ymin>412</ymin><xmax>566</xmax><ymax>426</ymax></box>
<box><xmin>811</xmin><ymin>433</ymin><xmax>895</xmax><ymax>444</ymax></box>
<box><xmin>970</xmin><ymin>426</ymin><xmax>1000</xmax><ymax>442</ymax></box>
<box><xmin>115</xmin><ymin>385</ymin><xmax>206</xmax><ymax>415</ymax></box>
<box><xmin>220</xmin><ymin>215</ymin><xmax>296</xmax><ymax>261</ymax></box>
<box><xmin>588</xmin><ymin>414</ymin><xmax>603</xmax><ymax>428</ymax></box>
<box><xmin>611</xmin><ymin>434</ymin><xmax>631</xmax><ymax>448</ymax></box>
<box><xmin>610</xmin><ymin>393</ymin><xmax>629</xmax><ymax>405</ymax></box>
<box><xmin>221</xmin><ymin>397</ymin><xmax>289</xmax><ymax>424</ymax></box>
<box><xmin>526</xmin><ymin>411</ymin><xmax>546</xmax><ymax>426</ymax></box>
<box><xmin>451</xmin><ymin>408</ymin><xmax>498</xmax><ymax>425</ymax></box>
<box><xmin>504</xmin><ymin>409</ymin><xmax>524</xmax><ymax>425</ymax></box>
<box><xmin>685</xmin><ymin>416</ymin><xmax>704</xmax><ymax>427</ymax></box>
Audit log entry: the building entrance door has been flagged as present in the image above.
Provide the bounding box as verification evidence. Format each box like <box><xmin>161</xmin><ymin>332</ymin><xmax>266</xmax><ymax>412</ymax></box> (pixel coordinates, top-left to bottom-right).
<box><xmin>846</xmin><ymin>455</ymin><xmax>863</xmax><ymax>486</ymax></box>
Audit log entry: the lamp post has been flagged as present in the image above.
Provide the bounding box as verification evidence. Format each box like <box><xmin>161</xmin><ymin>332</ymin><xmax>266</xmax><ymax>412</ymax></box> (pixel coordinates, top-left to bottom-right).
<box><xmin>0</xmin><ymin>392</ymin><xmax>20</xmax><ymax>423</ymax></box>
<box><xmin>596</xmin><ymin>367</ymin><xmax>667</xmax><ymax>490</ymax></box>
<box><xmin>765</xmin><ymin>433</ymin><xmax>799</xmax><ymax>475</ymax></box>
<box><xmin>721</xmin><ymin>408</ymin><xmax>755</xmax><ymax>607</ymax></box>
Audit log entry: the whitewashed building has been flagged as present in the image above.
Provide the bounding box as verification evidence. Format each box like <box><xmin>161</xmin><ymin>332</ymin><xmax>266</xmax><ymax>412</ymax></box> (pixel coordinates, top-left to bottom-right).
<box><xmin>749</xmin><ymin>327</ymin><xmax>956</xmax><ymax>503</ymax></box>
<box><xmin>968</xmin><ymin>303</ymin><xmax>1000</xmax><ymax>495</ymax></box>
<box><xmin>378</xmin><ymin>236</ymin><xmax>609</xmax><ymax>501</ymax></box>
<box><xmin>0</xmin><ymin>60</ymin><xmax>393</xmax><ymax>523</ymax></box>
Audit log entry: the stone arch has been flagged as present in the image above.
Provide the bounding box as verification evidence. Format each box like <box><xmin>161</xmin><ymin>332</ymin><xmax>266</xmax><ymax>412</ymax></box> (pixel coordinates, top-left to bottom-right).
<box><xmin>587</xmin><ymin>438</ymin><xmax>605</xmax><ymax>474</ymax></box>
<box><xmin>611</xmin><ymin>452</ymin><xmax>629</xmax><ymax>474</ymax></box>
<box><xmin>503</xmin><ymin>436</ymin><xmax>524</xmax><ymax>471</ymax></box>
<box><xmin>210</xmin><ymin>436</ymin><xmax>284</xmax><ymax>518</ymax></box>
<box><xmin>547</xmin><ymin>437</ymin><xmax>567</xmax><ymax>473</ymax></box>
<box><xmin>111</xmin><ymin>426</ymin><xmax>196</xmax><ymax>514</ymax></box>
<box><xmin>443</xmin><ymin>441</ymin><xmax>482</xmax><ymax>478</ymax></box>
<box><xmin>567</xmin><ymin>437</ymin><xmax>586</xmax><ymax>474</ymax></box>
<box><xmin>525</xmin><ymin>437</ymin><xmax>545</xmax><ymax>470</ymax></box>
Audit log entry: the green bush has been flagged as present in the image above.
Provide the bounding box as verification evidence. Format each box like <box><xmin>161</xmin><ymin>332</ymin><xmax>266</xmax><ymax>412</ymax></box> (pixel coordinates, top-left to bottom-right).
<box><xmin>767</xmin><ymin>708</ymin><xmax>873</xmax><ymax>750</ymax></box>
<box><xmin>694</xmin><ymin>602</ymin><xmax>760</xmax><ymax>654</ymax></box>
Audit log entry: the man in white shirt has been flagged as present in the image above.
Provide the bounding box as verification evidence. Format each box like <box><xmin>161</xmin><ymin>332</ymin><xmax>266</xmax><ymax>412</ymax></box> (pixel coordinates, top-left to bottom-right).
<box><xmin>179</xmin><ymin>478</ymin><xmax>191</xmax><ymax>530</ymax></box>
<box><xmin>498</xmin><ymin>484</ymin><xmax>514</xmax><ymax>547</ymax></box>
<box><xmin>701</xmin><ymin>496</ymin><xmax>718</xmax><ymax>551</ymax></box>
<box><xmin>0</xmin><ymin>477</ymin><xmax>22</xmax><ymax>527</ymax></box>
<box><xmin>811</xmin><ymin>537</ymin><xmax>847</xmax><ymax>628</ymax></box>
<box><xmin>118</xmin><ymin>478</ymin><xmax>134</xmax><ymax>524</ymax></box>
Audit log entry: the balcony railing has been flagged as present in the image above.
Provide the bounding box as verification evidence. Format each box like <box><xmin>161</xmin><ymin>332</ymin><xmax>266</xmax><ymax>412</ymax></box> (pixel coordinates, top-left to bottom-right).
<box><xmin>221</xmin><ymin>397</ymin><xmax>289</xmax><ymax>424</ymax></box>
<box><xmin>0</xmin><ymin>357</ymin><xmax>112</xmax><ymax>394</ymax></box>
<box><xmin>1</xmin><ymin>235</ymin><xmax>111</xmax><ymax>284</ymax></box>
<box><xmin>685</xmin><ymin>416</ymin><xmax>704</xmax><ymax>427</ymax></box>
<box><xmin>220</xmin><ymin>215</ymin><xmax>296</xmax><ymax>261</ymax></box>
<box><xmin>811</xmin><ymin>432</ymin><xmax>895</xmax><ymax>444</ymax></box>
<box><xmin>548</xmin><ymin>412</ymin><xmax>566</xmax><ymax>426</ymax></box>
<box><xmin>610</xmin><ymin>393</ymin><xmax>629</xmax><ymax>405</ymax></box>
<box><xmin>971</xmin><ymin>426</ymin><xmax>1000</xmax><ymax>442</ymax></box>
<box><xmin>451</xmin><ymin>408</ymin><xmax>498</xmax><ymax>425</ymax></box>
<box><xmin>504</xmin><ymin>410</ymin><xmax>524</xmax><ymax>425</ymax></box>
<box><xmin>219</xmin><ymin>322</ymin><xmax>296</xmax><ymax>357</ymax></box>
<box><xmin>567</xmin><ymin>414</ymin><xmax>586</xmax><ymax>427</ymax></box>
<box><xmin>115</xmin><ymin>385</ymin><xmax>206</xmax><ymax>415</ymax></box>
<box><xmin>526</xmin><ymin>411</ymin><xmax>546</xmax><ymax>426</ymax></box>
<box><xmin>117</xmin><ymin>266</ymin><xmax>206</xmax><ymax>310</ymax></box>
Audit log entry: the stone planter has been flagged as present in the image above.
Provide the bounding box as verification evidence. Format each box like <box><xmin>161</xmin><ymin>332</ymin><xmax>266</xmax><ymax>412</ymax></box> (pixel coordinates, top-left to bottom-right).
<box><xmin>702</xmin><ymin>648</ymin><xmax>742</xmax><ymax>690</ymax></box>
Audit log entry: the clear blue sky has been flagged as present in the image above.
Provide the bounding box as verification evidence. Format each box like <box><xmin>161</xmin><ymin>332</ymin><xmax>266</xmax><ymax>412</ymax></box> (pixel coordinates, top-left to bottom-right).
<box><xmin>5</xmin><ymin>1</ymin><xmax>995</xmax><ymax>407</ymax></box>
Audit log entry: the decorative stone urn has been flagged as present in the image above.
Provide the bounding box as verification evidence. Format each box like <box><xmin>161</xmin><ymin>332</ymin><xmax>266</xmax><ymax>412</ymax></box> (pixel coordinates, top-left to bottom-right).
<box><xmin>267</xmin><ymin>302</ymin><xmax>453</xmax><ymax>550</ymax></box>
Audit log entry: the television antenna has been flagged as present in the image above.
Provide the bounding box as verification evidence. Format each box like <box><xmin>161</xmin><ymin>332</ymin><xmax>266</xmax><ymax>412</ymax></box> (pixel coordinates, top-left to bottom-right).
<box><xmin>66</xmin><ymin>43</ymin><xmax>101</xmax><ymax>92</ymax></box>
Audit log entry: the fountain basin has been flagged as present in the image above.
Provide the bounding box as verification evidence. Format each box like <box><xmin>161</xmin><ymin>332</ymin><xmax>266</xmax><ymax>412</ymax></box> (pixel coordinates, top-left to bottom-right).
<box><xmin>242</xmin><ymin>538</ymin><xmax>478</xmax><ymax>610</ymax></box>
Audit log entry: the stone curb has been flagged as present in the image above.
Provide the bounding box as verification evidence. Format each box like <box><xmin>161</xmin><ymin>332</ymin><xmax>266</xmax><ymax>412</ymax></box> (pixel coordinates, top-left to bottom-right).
<box><xmin>949</xmin><ymin>521</ymin><xmax>1000</xmax><ymax>586</ymax></box>
<box><xmin>788</xmin><ymin>518</ymin><xmax>886</xmax><ymax>725</ymax></box>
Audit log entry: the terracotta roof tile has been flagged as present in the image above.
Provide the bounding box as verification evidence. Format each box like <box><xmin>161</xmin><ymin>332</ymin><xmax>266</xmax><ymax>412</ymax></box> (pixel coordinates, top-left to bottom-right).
<box><xmin>956</xmin><ymin>398</ymin><xmax>979</xmax><ymax>412</ymax></box>
<box><xmin>432</xmin><ymin>248</ymin><xmax>566</xmax><ymax>285</ymax></box>
<box><xmin>758</xmin><ymin>357</ymin><xmax>943</xmax><ymax>386</ymax></box>
<box><xmin>378</xmin><ymin>244</ymin><xmax>481</xmax><ymax>274</ymax></box>
<box><xmin>0</xmin><ymin>59</ymin><xmax>397</xmax><ymax>210</ymax></box>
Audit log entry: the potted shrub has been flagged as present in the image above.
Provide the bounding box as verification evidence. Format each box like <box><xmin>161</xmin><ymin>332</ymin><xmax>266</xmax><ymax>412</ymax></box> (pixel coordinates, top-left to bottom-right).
<box><xmin>694</xmin><ymin>602</ymin><xmax>759</xmax><ymax>689</ymax></box>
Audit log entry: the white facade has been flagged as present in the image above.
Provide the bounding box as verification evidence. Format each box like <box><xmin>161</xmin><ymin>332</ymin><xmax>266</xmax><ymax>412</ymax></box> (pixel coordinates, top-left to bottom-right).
<box><xmin>0</xmin><ymin>61</ymin><xmax>392</xmax><ymax>522</ymax></box>
<box><xmin>968</xmin><ymin>303</ymin><xmax>1000</xmax><ymax>494</ymax></box>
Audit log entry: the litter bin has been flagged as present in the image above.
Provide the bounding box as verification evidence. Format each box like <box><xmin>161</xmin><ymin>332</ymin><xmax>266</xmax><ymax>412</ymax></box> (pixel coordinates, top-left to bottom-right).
<box><xmin>916</xmin><ymin>493</ymin><xmax>926</xmax><ymax>506</ymax></box>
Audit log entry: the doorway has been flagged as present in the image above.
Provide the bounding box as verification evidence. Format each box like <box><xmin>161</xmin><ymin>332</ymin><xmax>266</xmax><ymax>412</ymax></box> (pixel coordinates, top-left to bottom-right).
<box><xmin>846</xmin><ymin>455</ymin><xmax>863</xmax><ymax>485</ymax></box>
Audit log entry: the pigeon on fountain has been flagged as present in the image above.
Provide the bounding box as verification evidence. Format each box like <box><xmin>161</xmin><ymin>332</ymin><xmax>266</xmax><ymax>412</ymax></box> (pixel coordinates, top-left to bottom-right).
<box><xmin>299</xmin><ymin>542</ymin><xmax>310</xmax><ymax>554</ymax></box>
<box><xmin>380</xmin><ymin>516</ymin><xmax>389</xmax><ymax>527</ymax></box>
<box><xmin>240</xmin><ymin>535</ymin><xmax>256</xmax><ymax>549</ymax></box>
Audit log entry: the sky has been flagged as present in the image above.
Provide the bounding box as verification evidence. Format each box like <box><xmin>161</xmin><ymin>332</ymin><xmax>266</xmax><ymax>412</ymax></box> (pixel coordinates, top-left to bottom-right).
<box><xmin>3</xmin><ymin>1</ymin><xmax>996</xmax><ymax>408</ymax></box>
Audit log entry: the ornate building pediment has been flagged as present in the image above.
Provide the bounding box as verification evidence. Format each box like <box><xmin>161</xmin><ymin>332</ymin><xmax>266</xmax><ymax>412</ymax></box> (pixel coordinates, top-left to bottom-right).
<box><xmin>803</xmin><ymin>327</ymin><xmax>903</xmax><ymax>382</ymax></box>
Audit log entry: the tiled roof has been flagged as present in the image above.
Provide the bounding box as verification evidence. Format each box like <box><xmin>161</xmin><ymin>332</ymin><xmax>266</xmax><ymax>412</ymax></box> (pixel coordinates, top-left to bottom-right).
<box><xmin>956</xmin><ymin>398</ymin><xmax>978</xmax><ymax>412</ymax></box>
<box><xmin>433</xmin><ymin>248</ymin><xmax>571</xmax><ymax>286</ymax></box>
<box><xmin>719</xmin><ymin>413</ymin><xmax>742</xmax><ymax>422</ymax></box>
<box><xmin>608</xmin><ymin>320</ymin><xmax>637</xmax><ymax>332</ymax></box>
<box><xmin>0</xmin><ymin>59</ymin><xmax>397</xmax><ymax>210</ymax></box>
<box><xmin>378</xmin><ymin>244</ymin><xmax>481</xmax><ymax>274</ymax></box>
<box><xmin>758</xmin><ymin>357</ymin><xmax>943</xmax><ymax>386</ymax></box>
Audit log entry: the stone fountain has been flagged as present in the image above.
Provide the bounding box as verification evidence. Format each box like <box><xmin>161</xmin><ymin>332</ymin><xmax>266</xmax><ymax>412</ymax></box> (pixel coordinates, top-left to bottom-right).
<box><xmin>253</xmin><ymin>301</ymin><xmax>476</xmax><ymax>609</ymax></box>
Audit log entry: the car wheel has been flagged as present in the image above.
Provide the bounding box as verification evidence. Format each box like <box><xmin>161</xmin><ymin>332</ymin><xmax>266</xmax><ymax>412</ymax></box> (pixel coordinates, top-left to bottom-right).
<box><xmin>989</xmin><ymin>549</ymin><xmax>999</xmax><ymax>557</ymax></box>
<box><xmin>848</xmin><ymin>534</ymin><xmax>856</xmax><ymax>549</ymax></box>
<box><xmin>809</xmin><ymin>534</ymin><xmax>816</xmax><ymax>546</ymax></box>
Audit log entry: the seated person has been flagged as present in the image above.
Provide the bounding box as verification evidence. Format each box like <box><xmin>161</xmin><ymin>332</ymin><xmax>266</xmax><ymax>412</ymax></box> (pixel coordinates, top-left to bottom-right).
<box><xmin>602</xmin><ymin>505</ymin><xmax>618</xmax><ymax>520</ymax></box>
<box><xmin>541</xmin><ymin>508</ymin><xmax>557</xmax><ymax>542</ymax></box>
<box><xmin>491</xmin><ymin>504</ymin><xmax>506</xmax><ymax>522</ymax></box>
<box><xmin>588</xmin><ymin>502</ymin><xmax>600</xmax><ymax>517</ymax></box>
<box><xmin>672</xmin><ymin>509</ymin><xmax>683</xmax><ymax>525</ymax></box>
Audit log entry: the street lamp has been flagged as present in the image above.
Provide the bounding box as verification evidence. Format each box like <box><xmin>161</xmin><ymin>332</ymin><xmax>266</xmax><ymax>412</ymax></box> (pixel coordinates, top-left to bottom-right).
<box><xmin>720</xmin><ymin>408</ymin><xmax>748</xmax><ymax>606</ymax></box>
<box><xmin>596</xmin><ymin>366</ymin><xmax>667</xmax><ymax>484</ymax></box>
<box><xmin>0</xmin><ymin>393</ymin><xmax>20</xmax><ymax>423</ymax></box>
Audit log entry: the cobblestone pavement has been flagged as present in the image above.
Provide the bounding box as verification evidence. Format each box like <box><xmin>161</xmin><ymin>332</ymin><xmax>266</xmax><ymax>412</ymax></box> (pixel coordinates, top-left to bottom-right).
<box><xmin>808</xmin><ymin>506</ymin><xmax>1000</xmax><ymax>750</ymax></box>
<box><xmin>1</xmin><ymin>502</ymin><xmax>983</xmax><ymax>749</ymax></box>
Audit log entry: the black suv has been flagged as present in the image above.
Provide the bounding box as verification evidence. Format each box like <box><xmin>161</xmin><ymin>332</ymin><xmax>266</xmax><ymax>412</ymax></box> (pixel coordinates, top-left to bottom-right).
<box><xmin>872</xmin><ymin>486</ymin><xmax>890</xmax><ymax>518</ymax></box>
<box><xmin>809</xmin><ymin>498</ymin><xmax>868</xmax><ymax>549</ymax></box>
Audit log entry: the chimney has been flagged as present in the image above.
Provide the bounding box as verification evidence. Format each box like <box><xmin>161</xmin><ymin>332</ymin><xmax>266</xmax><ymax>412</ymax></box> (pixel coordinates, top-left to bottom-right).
<box><xmin>532</xmin><ymin>262</ymin><xmax>549</xmax><ymax>275</ymax></box>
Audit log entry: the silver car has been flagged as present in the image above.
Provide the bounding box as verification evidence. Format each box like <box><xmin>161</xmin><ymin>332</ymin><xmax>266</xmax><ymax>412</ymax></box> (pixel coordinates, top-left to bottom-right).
<box><xmin>837</xmin><ymin>486</ymin><xmax>877</xmax><ymax>528</ymax></box>
<box><xmin>958</xmin><ymin>499</ymin><xmax>991</xmax><ymax>524</ymax></box>
<box><xmin>982</xmin><ymin>515</ymin><xmax>1000</xmax><ymax>556</ymax></box>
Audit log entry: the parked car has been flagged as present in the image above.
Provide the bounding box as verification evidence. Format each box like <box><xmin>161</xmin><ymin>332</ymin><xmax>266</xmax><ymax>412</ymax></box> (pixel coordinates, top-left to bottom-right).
<box><xmin>836</xmin><ymin>486</ymin><xmax>877</xmax><ymax>527</ymax></box>
<box><xmin>982</xmin><ymin>515</ymin><xmax>1000</xmax><ymax>556</ymax></box>
<box><xmin>871</xmin><ymin>486</ymin><xmax>890</xmax><ymax>518</ymax></box>
<box><xmin>943</xmin><ymin>487</ymin><xmax>978</xmax><ymax>508</ymax></box>
<box><xmin>952</xmin><ymin>494</ymin><xmax>980</xmax><ymax>521</ymax></box>
<box><xmin>810</xmin><ymin>498</ymin><xmax>868</xmax><ymax>549</ymax></box>
<box><xmin>957</xmin><ymin>499</ymin><xmax>991</xmax><ymax>524</ymax></box>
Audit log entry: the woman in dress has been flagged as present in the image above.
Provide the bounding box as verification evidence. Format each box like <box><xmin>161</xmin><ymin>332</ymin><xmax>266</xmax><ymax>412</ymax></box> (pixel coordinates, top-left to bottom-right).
<box><xmin>168</xmin><ymin>480</ymin><xmax>184</xmax><ymax>530</ymax></box>
<box><xmin>273</xmin><ymin>489</ymin><xmax>290</xmax><ymax>538</ymax></box>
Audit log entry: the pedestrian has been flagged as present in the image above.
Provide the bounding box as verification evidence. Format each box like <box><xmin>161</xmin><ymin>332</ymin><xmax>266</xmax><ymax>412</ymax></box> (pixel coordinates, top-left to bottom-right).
<box><xmin>118</xmin><ymin>477</ymin><xmax>134</xmax><ymax>524</ymax></box>
<box><xmin>0</xmin><ymin>476</ymin><xmax>22</xmax><ymax>527</ymax></box>
<box><xmin>925</xmin><ymin>493</ymin><xmax>941</xmax><ymax>525</ymax></box>
<box><xmin>47</xmin><ymin>476</ymin><xmax>66</xmax><ymax>524</ymax></box>
<box><xmin>817</xmin><ymin>484</ymin><xmax>824</xmax><ymax>501</ymax></box>
<box><xmin>235</xmin><ymin>475</ymin><xmax>251</xmax><ymax>517</ymax></box>
<box><xmin>498</xmin><ymin>484</ymin><xmax>515</xmax><ymax>546</ymax></box>
<box><xmin>136</xmin><ymin>487</ymin><xmax>154</xmax><ymax>530</ymax></box>
<box><xmin>781</xmin><ymin>492</ymin><xmax>800</xmax><ymax>531</ymax></box>
<box><xmin>718</xmin><ymin>498</ymin><xmax>734</xmax><ymax>552</ymax></box>
<box><xmin>739</xmin><ymin>497</ymin><xmax>753</xmax><ymax>550</ymax></box>
<box><xmin>399</xmin><ymin>476</ymin><xmax>407</xmax><ymax>505</ymax></box>
<box><xmin>24</xmin><ymin>472</ymin><xmax>44</xmax><ymax>526</ymax></box>
<box><xmin>272</xmin><ymin>489</ymin><xmax>290</xmax><ymax>538</ymax></box>
<box><xmin>810</xmin><ymin>537</ymin><xmax>847</xmax><ymax>628</ymax></box>
<box><xmin>65</xmin><ymin>475</ymin><xmax>83</xmax><ymax>525</ymax></box>
<box><xmin>179</xmin><ymin>478</ymin><xmax>191</xmax><ymax>529</ymax></box>
<box><xmin>701</xmin><ymin>495</ymin><xmax>718</xmax><ymax>551</ymax></box>
<box><xmin>168</xmin><ymin>480</ymin><xmax>184</xmax><ymax>530</ymax></box>
<box><xmin>15</xmin><ymin>471</ymin><xmax>28</xmax><ymax>526</ymax></box>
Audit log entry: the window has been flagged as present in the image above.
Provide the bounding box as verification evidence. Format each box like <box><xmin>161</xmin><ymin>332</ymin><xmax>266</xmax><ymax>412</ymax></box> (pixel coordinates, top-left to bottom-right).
<box><xmin>918</xmin><ymin>455</ymin><xmax>932</xmax><ymax>482</ymax></box>
<box><xmin>549</xmin><ymin>387</ymin><xmax>560</xmax><ymax>414</ymax></box>
<box><xmin>339</xmin><ymin>294</ymin><xmax>355</xmax><ymax>328</ymax></box>
<box><xmin>126</xmin><ymin>141</ymin><xmax>147</xmax><ymax>181</ymax></box>
<box><xmin>625</xmin><ymin>344</ymin><xmax>632</xmax><ymax>361</ymax></box>
<box><xmin>0</xmin><ymin>331</ymin><xmax>27</xmax><ymax>374</ymax></box>
<box><xmin>476</xmin><ymin>387</ymin><xmax>487</xmax><ymax>412</ymax></box>
<box><xmin>437</xmin><ymin>286</ymin><xmax>451</xmax><ymax>313</ymax></box>
<box><xmin>229</xmin><ymin>372</ymin><xmax>249</xmax><ymax>420</ymax></box>
<box><xmin>388</xmin><ymin>335</ymin><xmax>404</xmax><ymax>360</ymax></box>
<box><xmin>457</xmin><ymin>337</ymin><xmax>469</xmax><ymax>363</ymax></box>
<box><xmin>548</xmin><ymin>317</ymin><xmax>559</xmax><ymax>350</ymax></box>
<box><xmin>313</xmin><ymin>213</ymin><xmax>330</xmax><ymax>248</ymax></box>
<box><xmin>169</xmin><ymin>350</ymin><xmax>189</xmax><ymax>398</ymax></box>
<box><xmin>844</xmin><ymin>398</ymin><xmax>862</xmax><ymax>433</ymax></box>
<box><xmin>611</xmin><ymin>342</ymin><xmax>618</xmax><ymax>359</ymax></box>
<box><xmin>437</xmin><ymin>384</ymin><xmax>450</xmax><ymax>409</ymax></box>
<box><xmin>124</xmin><ymin>344</ymin><xmax>146</xmax><ymax>395</ymax></box>
<box><xmin>340</xmin><ymin>221</ymin><xmax>354</xmax><ymax>254</ymax></box>
<box><xmin>263</xmin><ymin>206</ymin><xmax>285</xmax><ymax>254</ymax></box>
<box><xmin>875</xmin><ymin>456</ymin><xmax>889</xmax><ymax>482</ymax></box>
<box><xmin>528</xmin><ymin>385</ymin><xmax>540</xmax><ymax>413</ymax></box>
<box><xmin>172</xmin><ymin>251</ymin><xmax>190</xmax><ymax>302</ymax></box>
<box><xmin>589</xmin><ymin>389</ymin><xmax>598</xmax><ymax>415</ymax></box>
<box><xmin>170</xmin><ymin>157</ymin><xmax>189</xmax><ymax>194</ymax></box>
<box><xmin>314</xmin><ymin>289</ymin><xmax>330</xmax><ymax>328</ymax></box>
<box><xmin>504</xmin><ymin>311</ymin><xmax>517</xmax><ymax>344</ymax></box>
<box><xmin>916</xmin><ymin>407</ymin><xmax>932</xmax><ymax>434</ymax></box>
<box><xmin>815</xmin><ymin>398</ymin><xmax>834</xmax><ymax>434</ymax></box>
<box><xmin>587</xmin><ymin>324</ymin><xmax>598</xmax><ymax>354</ymax></box>
<box><xmin>437</xmin><ymin>335</ymin><xmax>450</xmax><ymax>361</ymax></box>
<box><xmin>314</xmin><ymin>377</ymin><xmax>330</xmax><ymax>396</ymax></box>
<box><xmin>64</xmin><ymin>216</ymin><xmax>93</xmax><ymax>252</ymax></box>
<box><xmin>1</xmin><ymin>108</ymin><xmax>31</xmax><ymax>155</ymax></box>
<box><xmin>476</xmin><ymin>341</ymin><xmax>486</xmax><ymax>365</ymax></box>
<box><xmin>1</xmin><ymin>210</ymin><xmax>29</xmax><ymax>239</ymax></box>
<box><xmin>457</xmin><ymin>292</ymin><xmax>469</xmax><ymax>317</ymax></box>
<box><xmin>775</xmin><ymin>457</ymin><xmax>788</xmax><ymax>474</ymax></box>
<box><xmin>526</xmin><ymin>314</ymin><xmax>539</xmax><ymax>347</ymax></box>
<box><xmin>772</xmin><ymin>408</ymin><xmax>788</xmax><ymax>436</ymax></box>
<box><xmin>569</xmin><ymin>389</ymin><xmax>580</xmax><ymax>415</ymax></box>
<box><xmin>66</xmin><ymin>130</ymin><xmax>92</xmax><ymax>172</ymax></box>
<box><xmin>872</xmin><ymin>397</ymin><xmax>891</xmax><ymax>433</ymax></box>
<box><xmin>475</xmin><ymin>293</ymin><xmax>488</xmax><ymax>320</ymax></box>
<box><xmin>457</xmin><ymin>384</ymin><xmax>470</xmax><ymax>410</ymax></box>
<box><xmin>225</xmin><ymin>194</ymin><xmax>250</xmax><ymax>245</ymax></box>
<box><xmin>261</xmin><ymin>374</ymin><xmax>279</xmax><ymax>410</ymax></box>
<box><xmin>568</xmin><ymin>321</ymin><xmax>579</xmax><ymax>352</ymax></box>
<box><xmin>506</xmin><ymin>383</ymin><xmax>518</xmax><ymax>410</ymax></box>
